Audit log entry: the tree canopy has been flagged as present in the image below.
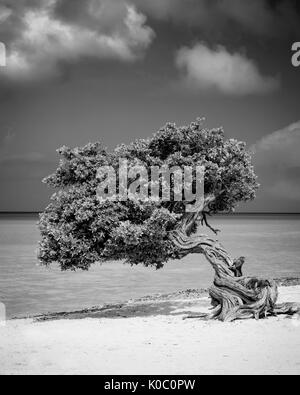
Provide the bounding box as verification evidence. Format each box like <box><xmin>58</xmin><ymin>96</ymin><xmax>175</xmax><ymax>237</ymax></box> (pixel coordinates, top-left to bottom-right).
<box><xmin>38</xmin><ymin>118</ymin><xmax>258</xmax><ymax>271</ymax></box>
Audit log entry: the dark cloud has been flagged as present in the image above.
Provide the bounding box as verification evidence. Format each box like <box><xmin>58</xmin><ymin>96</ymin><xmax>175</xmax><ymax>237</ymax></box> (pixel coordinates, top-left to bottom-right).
<box><xmin>54</xmin><ymin>0</ymin><xmax>129</xmax><ymax>35</ymax></box>
<box><xmin>131</xmin><ymin>0</ymin><xmax>300</xmax><ymax>38</ymax></box>
<box><xmin>0</xmin><ymin>0</ymin><xmax>154</xmax><ymax>81</ymax></box>
<box><xmin>253</xmin><ymin>122</ymin><xmax>300</xmax><ymax>203</ymax></box>
<box><xmin>1</xmin><ymin>0</ymin><xmax>299</xmax><ymax>83</ymax></box>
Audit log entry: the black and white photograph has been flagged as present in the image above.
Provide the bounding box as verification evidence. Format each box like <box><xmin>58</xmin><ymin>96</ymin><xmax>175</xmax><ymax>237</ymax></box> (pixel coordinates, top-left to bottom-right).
<box><xmin>0</xmin><ymin>0</ymin><xmax>300</xmax><ymax>378</ymax></box>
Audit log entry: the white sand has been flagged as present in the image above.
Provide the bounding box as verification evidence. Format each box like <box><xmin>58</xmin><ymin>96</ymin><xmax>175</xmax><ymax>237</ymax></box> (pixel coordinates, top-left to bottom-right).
<box><xmin>1</xmin><ymin>286</ymin><xmax>300</xmax><ymax>375</ymax></box>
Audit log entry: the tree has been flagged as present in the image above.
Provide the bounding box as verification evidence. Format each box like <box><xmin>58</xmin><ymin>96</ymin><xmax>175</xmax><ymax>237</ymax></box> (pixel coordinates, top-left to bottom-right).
<box><xmin>39</xmin><ymin>118</ymin><xmax>298</xmax><ymax>321</ymax></box>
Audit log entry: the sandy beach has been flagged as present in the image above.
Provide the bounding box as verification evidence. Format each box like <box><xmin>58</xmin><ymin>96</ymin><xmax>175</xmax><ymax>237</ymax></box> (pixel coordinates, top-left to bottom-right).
<box><xmin>1</xmin><ymin>286</ymin><xmax>300</xmax><ymax>375</ymax></box>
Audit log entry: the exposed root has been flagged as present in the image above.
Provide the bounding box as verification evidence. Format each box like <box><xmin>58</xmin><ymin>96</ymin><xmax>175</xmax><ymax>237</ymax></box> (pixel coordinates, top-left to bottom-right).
<box><xmin>170</xmin><ymin>225</ymin><xmax>300</xmax><ymax>322</ymax></box>
<box><xmin>273</xmin><ymin>303</ymin><xmax>300</xmax><ymax>316</ymax></box>
<box><xmin>183</xmin><ymin>281</ymin><xmax>300</xmax><ymax>322</ymax></box>
<box><xmin>208</xmin><ymin>277</ymin><xmax>277</xmax><ymax>322</ymax></box>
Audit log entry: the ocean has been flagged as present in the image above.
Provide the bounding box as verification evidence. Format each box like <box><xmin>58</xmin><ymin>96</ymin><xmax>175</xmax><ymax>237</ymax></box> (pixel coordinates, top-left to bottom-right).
<box><xmin>0</xmin><ymin>214</ymin><xmax>300</xmax><ymax>318</ymax></box>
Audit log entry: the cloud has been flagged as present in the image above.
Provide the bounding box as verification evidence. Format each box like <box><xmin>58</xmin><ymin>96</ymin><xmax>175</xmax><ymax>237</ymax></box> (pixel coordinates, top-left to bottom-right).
<box><xmin>0</xmin><ymin>0</ymin><xmax>154</xmax><ymax>81</ymax></box>
<box><xmin>218</xmin><ymin>0</ymin><xmax>300</xmax><ymax>37</ymax></box>
<box><xmin>0</xmin><ymin>5</ymin><xmax>12</xmax><ymax>23</ymax></box>
<box><xmin>175</xmin><ymin>43</ymin><xmax>280</xmax><ymax>96</ymax></box>
<box><xmin>253</xmin><ymin>122</ymin><xmax>300</xmax><ymax>201</ymax></box>
<box><xmin>131</xmin><ymin>0</ymin><xmax>300</xmax><ymax>38</ymax></box>
<box><xmin>1</xmin><ymin>0</ymin><xmax>297</xmax><ymax>83</ymax></box>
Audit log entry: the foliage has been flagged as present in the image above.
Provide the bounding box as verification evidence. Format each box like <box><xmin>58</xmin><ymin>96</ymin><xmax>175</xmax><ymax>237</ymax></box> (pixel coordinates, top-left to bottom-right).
<box><xmin>38</xmin><ymin>118</ymin><xmax>258</xmax><ymax>270</ymax></box>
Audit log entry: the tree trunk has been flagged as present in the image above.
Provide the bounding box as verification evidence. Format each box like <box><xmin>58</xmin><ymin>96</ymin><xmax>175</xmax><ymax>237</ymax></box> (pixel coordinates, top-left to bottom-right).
<box><xmin>170</xmin><ymin>214</ymin><xmax>299</xmax><ymax>322</ymax></box>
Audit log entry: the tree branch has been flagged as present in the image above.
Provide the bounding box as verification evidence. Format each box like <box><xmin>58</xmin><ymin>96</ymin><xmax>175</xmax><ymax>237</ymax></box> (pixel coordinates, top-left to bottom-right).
<box><xmin>201</xmin><ymin>211</ymin><xmax>220</xmax><ymax>235</ymax></box>
<box><xmin>177</xmin><ymin>190</ymin><xmax>225</xmax><ymax>237</ymax></box>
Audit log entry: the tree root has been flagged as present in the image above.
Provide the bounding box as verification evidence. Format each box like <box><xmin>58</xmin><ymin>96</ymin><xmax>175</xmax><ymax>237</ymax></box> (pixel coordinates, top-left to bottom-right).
<box><xmin>184</xmin><ymin>278</ymin><xmax>300</xmax><ymax>322</ymax></box>
<box><xmin>170</xmin><ymin>227</ymin><xmax>300</xmax><ymax>323</ymax></box>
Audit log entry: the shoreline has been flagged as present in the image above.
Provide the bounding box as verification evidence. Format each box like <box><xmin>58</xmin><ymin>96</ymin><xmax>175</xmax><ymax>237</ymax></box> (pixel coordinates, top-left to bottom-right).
<box><xmin>11</xmin><ymin>277</ymin><xmax>300</xmax><ymax>322</ymax></box>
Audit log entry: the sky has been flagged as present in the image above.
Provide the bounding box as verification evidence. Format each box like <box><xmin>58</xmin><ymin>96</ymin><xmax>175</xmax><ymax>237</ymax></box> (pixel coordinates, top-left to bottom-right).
<box><xmin>0</xmin><ymin>0</ymin><xmax>300</xmax><ymax>212</ymax></box>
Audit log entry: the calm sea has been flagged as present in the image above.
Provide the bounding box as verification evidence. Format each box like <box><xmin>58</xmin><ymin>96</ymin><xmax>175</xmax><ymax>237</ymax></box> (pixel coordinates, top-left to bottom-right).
<box><xmin>0</xmin><ymin>214</ymin><xmax>300</xmax><ymax>318</ymax></box>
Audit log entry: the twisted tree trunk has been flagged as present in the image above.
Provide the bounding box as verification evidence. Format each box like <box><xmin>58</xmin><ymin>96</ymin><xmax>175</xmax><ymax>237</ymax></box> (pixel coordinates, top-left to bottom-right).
<box><xmin>169</xmin><ymin>199</ymin><xmax>299</xmax><ymax>322</ymax></box>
